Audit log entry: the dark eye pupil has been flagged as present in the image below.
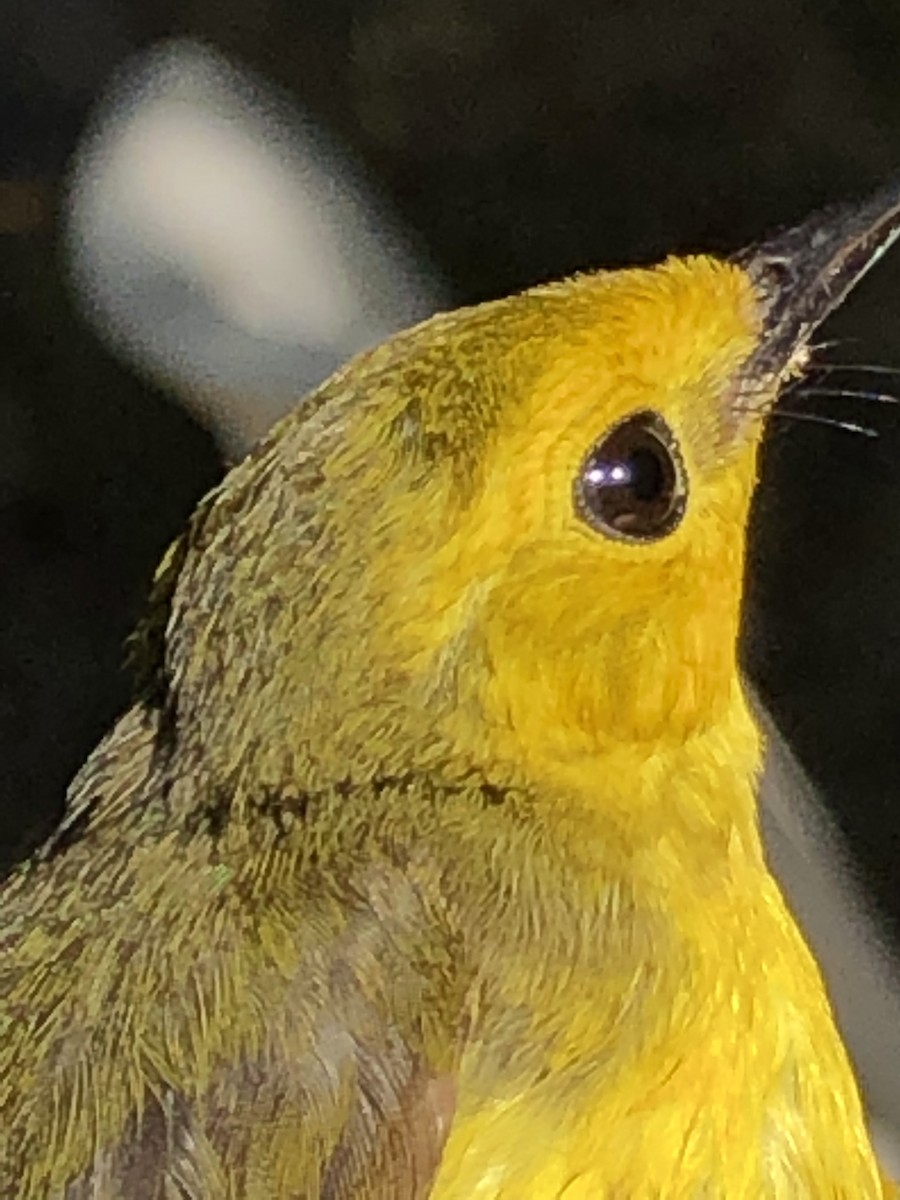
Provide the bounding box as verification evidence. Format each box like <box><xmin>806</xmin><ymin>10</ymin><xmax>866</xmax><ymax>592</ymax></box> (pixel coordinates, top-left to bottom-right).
<box><xmin>575</xmin><ymin>411</ymin><xmax>686</xmax><ymax>542</ymax></box>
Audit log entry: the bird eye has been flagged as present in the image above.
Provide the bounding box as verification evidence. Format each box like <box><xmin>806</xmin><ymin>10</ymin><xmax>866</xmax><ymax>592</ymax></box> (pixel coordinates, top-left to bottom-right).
<box><xmin>574</xmin><ymin>410</ymin><xmax>687</xmax><ymax>542</ymax></box>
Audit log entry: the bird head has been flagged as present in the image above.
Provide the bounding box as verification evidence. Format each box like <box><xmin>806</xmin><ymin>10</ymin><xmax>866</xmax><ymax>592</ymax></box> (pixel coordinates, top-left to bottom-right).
<box><xmin>150</xmin><ymin>183</ymin><xmax>900</xmax><ymax>801</ymax></box>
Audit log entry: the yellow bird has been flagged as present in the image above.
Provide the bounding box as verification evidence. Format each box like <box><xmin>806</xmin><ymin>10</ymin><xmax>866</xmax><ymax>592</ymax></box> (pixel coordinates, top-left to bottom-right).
<box><xmin>2</xmin><ymin>182</ymin><xmax>900</xmax><ymax>1198</ymax></box>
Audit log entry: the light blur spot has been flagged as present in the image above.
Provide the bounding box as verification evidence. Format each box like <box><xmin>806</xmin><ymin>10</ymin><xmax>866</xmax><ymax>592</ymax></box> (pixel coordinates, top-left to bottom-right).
<box><xmin>65</xmin><ymin>39</ymin><xmax>443</xmax><ymax>451</ymax></box>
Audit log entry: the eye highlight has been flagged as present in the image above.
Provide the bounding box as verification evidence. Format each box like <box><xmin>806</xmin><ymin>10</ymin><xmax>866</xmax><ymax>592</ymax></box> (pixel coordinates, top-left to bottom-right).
<box><xmin>574</xmin><ymin>410</ymin><xmax>687</xmax><ymax>543</ymax></box>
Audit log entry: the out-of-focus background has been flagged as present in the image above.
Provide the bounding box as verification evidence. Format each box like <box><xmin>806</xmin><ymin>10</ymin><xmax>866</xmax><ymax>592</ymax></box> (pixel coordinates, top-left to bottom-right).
<box><xmin>3</xmin><ymin>0</ymin><xmax>900</xmax><ymax>1163</ymax></box>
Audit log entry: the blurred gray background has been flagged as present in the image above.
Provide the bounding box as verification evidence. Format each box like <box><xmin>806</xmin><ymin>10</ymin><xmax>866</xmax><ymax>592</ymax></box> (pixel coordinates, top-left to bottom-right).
<box><xmin>2</xmin><ymin>0</ymin><xmax>900</xmax><ymax>1091</ymax></box>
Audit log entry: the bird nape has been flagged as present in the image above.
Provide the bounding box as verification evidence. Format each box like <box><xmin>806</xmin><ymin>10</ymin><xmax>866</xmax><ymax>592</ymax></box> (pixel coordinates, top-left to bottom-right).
<box><xmin>3</xmin><ymin>182</ymin><xmax>900</xmax><ymax>1198</ymax></box>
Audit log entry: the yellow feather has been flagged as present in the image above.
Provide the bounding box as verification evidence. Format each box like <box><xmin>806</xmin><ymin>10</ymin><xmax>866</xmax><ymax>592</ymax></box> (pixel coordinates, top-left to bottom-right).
<box><xmin>2</xmin><ymin>191</ymin><xmax>899</xmax><ymax>1197</ymax></box>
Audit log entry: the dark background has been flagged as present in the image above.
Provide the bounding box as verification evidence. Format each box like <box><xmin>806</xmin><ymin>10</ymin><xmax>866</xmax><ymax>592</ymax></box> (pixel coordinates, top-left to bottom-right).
<box><xmin>2</xmin><ymin>0</ymin><xmax>899</xmax><ymax>938</ymax></box>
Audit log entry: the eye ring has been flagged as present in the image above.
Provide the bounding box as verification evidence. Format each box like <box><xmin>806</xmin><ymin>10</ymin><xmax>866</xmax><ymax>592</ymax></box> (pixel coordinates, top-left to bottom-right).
<box><xmin>574</xmin><ymin>410</ymin><xmax>688</xmax><ymax>543</ymax></box>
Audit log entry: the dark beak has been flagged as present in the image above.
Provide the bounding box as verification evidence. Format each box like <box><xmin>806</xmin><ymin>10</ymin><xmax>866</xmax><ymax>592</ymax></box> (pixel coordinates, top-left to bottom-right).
<box><xmin>734</xmin><ymin>177</ymin><xmax>900</xmax><ymax>386</ymax></box>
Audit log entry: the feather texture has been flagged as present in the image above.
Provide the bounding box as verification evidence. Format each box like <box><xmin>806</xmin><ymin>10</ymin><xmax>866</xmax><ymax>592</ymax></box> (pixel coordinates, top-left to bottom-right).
<box><xmin>1</xmin><ymin>244</ymin><xmax>896</xmax><ymax>1195</ymax></box>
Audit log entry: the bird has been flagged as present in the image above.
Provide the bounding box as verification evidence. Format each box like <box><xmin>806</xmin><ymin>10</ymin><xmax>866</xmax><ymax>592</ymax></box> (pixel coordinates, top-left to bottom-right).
<box><xmin>3</xmin><ymin>180</ymin><xmax>900</xmax><ymax>1198</ymax></box>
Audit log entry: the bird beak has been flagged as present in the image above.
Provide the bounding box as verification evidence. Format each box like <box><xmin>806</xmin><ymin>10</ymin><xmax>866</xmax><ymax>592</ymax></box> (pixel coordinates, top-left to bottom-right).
<box><xmin>734</xmin><ymin>177</ymin><xmax>900</xmax><ymax>388</ymax></box>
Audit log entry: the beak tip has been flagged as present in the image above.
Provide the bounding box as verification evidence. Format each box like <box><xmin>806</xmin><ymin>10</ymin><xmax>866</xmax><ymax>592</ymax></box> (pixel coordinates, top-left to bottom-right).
<box><xmin>735</xmin><ymin>177</ymin><xmax>900</xmax><ymax>385</ymax></box>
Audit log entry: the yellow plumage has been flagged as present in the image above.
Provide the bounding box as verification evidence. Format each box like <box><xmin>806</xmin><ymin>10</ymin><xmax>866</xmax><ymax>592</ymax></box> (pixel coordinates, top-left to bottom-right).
<box><xmin>1</xmin><ymin>189</ymin><xmax>899</xmax><ymax>1196</ymax></box>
